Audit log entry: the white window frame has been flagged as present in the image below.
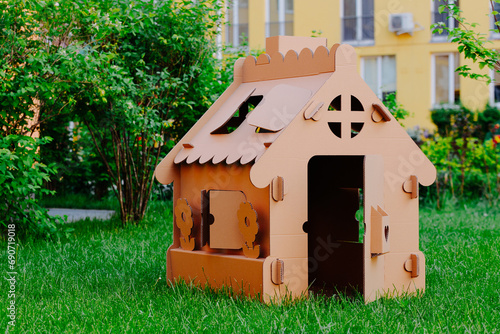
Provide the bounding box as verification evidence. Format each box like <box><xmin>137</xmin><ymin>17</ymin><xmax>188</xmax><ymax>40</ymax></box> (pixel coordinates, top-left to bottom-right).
<box><xmin>225</xmin><ymin>0</ymin><xmax>248</xmax><ymax>47</ymax></box>
<box><xmin>431</xmin><ymin>0</ymin><xmax>458</xmax><ymax>42</ymax></box>
<box><xmin>431</xmin><ymin>53</ymin><xmax>459</xmax><ymax>107</ymax></box>
<box><xmin>265</xmin><ymin>0</ymin><xmax>293</xmax><ymax>37</ymax></box>
<box><xmin>285</xmin><ymin>0</ymin><xmax>293</xmax><ymax>14</ymax></box>
<box><xmin>489</xmin><ymin>68</ymin><xmax>500</xmax><ymax>107</ymax></box>
<box><xmin>360</xmin><ymin>55</ymin><xmax>397</xmax><ymax>100</ymax></box>
<box><xmin>340</xmin><ymin>0</ymin><xmax>374</xmax><ymax>46</ymax></box>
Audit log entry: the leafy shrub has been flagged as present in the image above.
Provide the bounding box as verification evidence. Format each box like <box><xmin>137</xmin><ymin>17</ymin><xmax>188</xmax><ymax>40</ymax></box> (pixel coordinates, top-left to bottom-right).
<box><xmin>425</xmin><ymin>104</ymin><xmax>500</xmax><ymax>207</ymax></box>
<box><xmin>0</xmin><ymin>135</ymin><xmax>67</xmax><ymax>237</ymax></box>
<box><xmin>431</xmin><ymin>104</ymin><xmax>476</xmax><ymax>138</ymax></box>
<box><xmin>1</xmin><ymin>0</ymin><xmax>228</xmax><ymax>224</ymax></box>
<box><xmin>420</xmin><ymin>135</ymin><xmax>499</xmax><ymax>207</ymax></box>
<box><xmin>478</xmin><ymin>105</ymin><xmax>500</xmax><ymax>139</ymax></box>
<box><xmin>431</xmin><ymin>104</ymin><xmax>500</xmax><ymax>141</ymax></box>
<box><xmin>41</xmin><ymin>120</ymin><xmax>112</xmax><ymax>199</ymax></box>
<box><xmin>384</xmin><ymin>92</ymin><xmax>412</xmax><ymax>126</ymax></box>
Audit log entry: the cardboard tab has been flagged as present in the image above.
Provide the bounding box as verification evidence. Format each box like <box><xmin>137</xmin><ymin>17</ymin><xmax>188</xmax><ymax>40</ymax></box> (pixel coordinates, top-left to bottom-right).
<box><xmin>303</xmin><ymin>102</ymin><xmax>324</xmax><ymax>121</ymax></box>
<box><xmin>271</xmin><ymin>258</ymin><xmax>284</xmax><ymax>285</ymax></box>
<box><xmin>404</xmin><ymin>253</ymin><xmax>420</xmax><ymax>278</ymax></box>
<box><xmin>403</xmin><ymin>175</ymin><xmax>419</xmax><ymax>199</ymax></box>
<box><xmin>372</xmin><ymin>103</ymin><xmax>392</xmax><ymax>122</ymax></box>
<box><xmin>271</xmin><ymin>176</ymin><xmax>285</xmax><ymax>202</ymax></box>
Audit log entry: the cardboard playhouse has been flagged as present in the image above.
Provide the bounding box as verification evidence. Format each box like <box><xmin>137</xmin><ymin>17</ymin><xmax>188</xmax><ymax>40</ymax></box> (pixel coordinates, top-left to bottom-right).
<box><xmin>155</xmin><ymin>36</ymin><xmax>436</xmax><ymax>303</ymax></box>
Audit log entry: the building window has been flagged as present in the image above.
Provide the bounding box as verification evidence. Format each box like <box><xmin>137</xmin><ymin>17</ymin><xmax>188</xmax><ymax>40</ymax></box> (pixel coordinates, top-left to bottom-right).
<box><xmin>431</xmin><ymin>0</ymin><xmax>459</xmax><ymax>41</ymax></box>
<box><xmin>361</xmin><ymin>56</ymin><xmax>396</xmax><ymax>101</ymax></box>
<box><xmin>342</xmin><ymin>0</ymin><xmax>374</xmax><ymax>44</ymax></box>
<box><xmin>432</xmin><ymin>53</ymin><xmax>460</xmax><ymax>106</ymax></box>
<box><xmin>226</xmin><ymin>0</ymin><xmax>249</xmax><ymax>47</ymax></box>
<box><xmin>265</xmin><ymin>0</ymin><xmax>294</xmax><ymax>37</ymax></box>
<box><xmin>490</xmin><ymin>69</ymin><xmax>500</xmax><ymax>106</ymax></box>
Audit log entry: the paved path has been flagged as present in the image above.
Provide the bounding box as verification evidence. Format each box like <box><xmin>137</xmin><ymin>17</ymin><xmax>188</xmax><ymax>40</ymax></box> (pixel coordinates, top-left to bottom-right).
<box><xmin>47</xmin><ymin>208</ymin><xmax>115</xmax><ymax>222</ymax></box>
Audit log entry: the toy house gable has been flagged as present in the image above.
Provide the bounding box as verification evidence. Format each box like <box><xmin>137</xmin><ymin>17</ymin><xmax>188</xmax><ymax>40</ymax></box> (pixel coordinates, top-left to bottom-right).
<box><xmin>245</xmin><ymin>43</ymin><xmax>435</xmax><ymax>302</ymax></box>
<box><xmin>250</xmin><ymin>43</ymin><xmax>436</xmax><ymax>188</ymax></box>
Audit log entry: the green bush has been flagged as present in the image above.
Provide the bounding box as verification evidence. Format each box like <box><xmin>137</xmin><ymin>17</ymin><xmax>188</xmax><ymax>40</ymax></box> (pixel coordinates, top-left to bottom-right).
<box><xmin>431</xmin><ymin>104</ymin><xmax>475</xmax><ymax>138</ymax></box>
<box><xmin>431</xmin><ymin>104</ymin><xmax>500</xmax><ymax>141</ymax></box>
<box><xmin>478</xmin><ymin>105</ymin><xmax>500</xmax><ymax>139</ymax></box>
<box><xmin>0</xmin><ymin>135</ymin><xmax>66</xmax><ymax>237</ymax></box>
<box><xmin>420</xmin><ymin>135</ymin><xmax>499</xmax><ymax>207</ymax></box>
<box><xmin>41</xmin><ymin>120</ymin><xmax>112</xmax><ymax>199</ymax></box>
<box><xmin>424</xmin><ymin>104</ymin><xmax>500</xmax><ymax>207</ymax></box>
<box><xmin>384</xmin><ymin>92</ymin><xmax>412</xmax><ymax>126</ymax></box>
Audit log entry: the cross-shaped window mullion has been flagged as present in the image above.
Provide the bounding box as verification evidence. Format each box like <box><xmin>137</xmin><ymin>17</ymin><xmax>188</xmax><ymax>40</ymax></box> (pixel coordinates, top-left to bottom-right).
<box><xmin>327</xmin><ymin>94</ymin><xmax>365</xmax><ymax>139</ymax></box>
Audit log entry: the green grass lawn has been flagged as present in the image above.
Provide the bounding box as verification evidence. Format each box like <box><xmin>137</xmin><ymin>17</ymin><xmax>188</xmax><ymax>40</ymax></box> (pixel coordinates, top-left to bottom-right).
<box><xmin>2</xmin><ymin>201</ymin><xmax>499</xmax><ymax>333</ymax></box>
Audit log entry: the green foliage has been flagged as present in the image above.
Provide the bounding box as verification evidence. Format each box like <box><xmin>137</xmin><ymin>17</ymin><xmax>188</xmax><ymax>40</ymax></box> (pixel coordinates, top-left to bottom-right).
<box><xmin>431</xmin><ymin>104</ymin><xmax>500</xmax><ymax>140</ymax></box>
<box><xmin>425</xmin><ymin>103</ymin><xmax>500</xmax><ymax>207</ymax></box>
<box><xmin>383</xmin><ymin>92</ymin><xmax>412</xmax><ymax>126</ymax></box>
<box><xmin>0</xmin><ymin>135</ymin><xmax>67</xmax><ymax>237</ymax></box>
<box><xmin>42</xmin><ymin>120</ymin><xmax>112</xmax><ymax>198</ymax></box>
<box><xmin>427</xmin><ymin>2</ymin><xmax>500</xmax><ymax>207</ymax></box>
<box><xmin>431</xmin><ymin>104</ymin><xmax>476</xmax><ymax>138</ymax></box>
<box><xmin>2</xmin><ymin>201</ymin><xmax>499</xmax><ymax>332</ymax></box>
<box><xmin>478</xmin><ymin>104</ymin><xmax>500</xmax><ymax>140</ymax></box>
<box><xmin>311</xmin><ymin>30</ymin><xmax>323</xmax><ymax>37</ymax></box>
<box><xmin>1</xmin><ymin>0</ymin><xmax>229</xmax><ymax>224</ymax></box>
<box><xmin>431</xmin><ymin>1</ymin><xmax>500</xmax><ymax>82</ymax></box>
<box><xmin>0</xmin><ymin>0</ymin><xmax>78</xmax><ymax>135</ymax></box>
<box><xmin>420</xmin><ymin>135</ymin><xmax>499</xmax><ymax>207</ymax></box>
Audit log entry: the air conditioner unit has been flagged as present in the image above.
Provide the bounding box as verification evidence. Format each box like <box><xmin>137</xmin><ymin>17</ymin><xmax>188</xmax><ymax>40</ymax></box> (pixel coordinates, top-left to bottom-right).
<box><xmin>389</xmin><ymin>13</ymin><xmax>418</xmax><ymax>36</ymax></box>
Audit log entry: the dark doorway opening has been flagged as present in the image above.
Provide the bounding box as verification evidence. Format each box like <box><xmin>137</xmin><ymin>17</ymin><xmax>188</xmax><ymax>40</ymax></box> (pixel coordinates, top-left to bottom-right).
<box><xmin>305</xmin><ymin>155</ymin><xmax>364</xmax><ymax>297</ymax></box>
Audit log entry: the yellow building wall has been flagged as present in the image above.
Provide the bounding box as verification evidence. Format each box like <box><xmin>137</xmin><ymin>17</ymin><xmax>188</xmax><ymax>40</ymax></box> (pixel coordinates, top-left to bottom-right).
<box><xmin>248</xmin><ymin>0</ymin><xmax>266</xmax><ymax>50</ymax></box>
<box><xmin>223</xmin><ymin>0</ymin><xmax>499</xmax><ymax>129</ymax></box>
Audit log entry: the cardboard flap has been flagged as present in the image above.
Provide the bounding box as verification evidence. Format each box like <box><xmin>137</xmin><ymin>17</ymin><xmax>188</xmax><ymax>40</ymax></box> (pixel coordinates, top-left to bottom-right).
<box><xmin>209</xmin><ymin>190</ymin><xmax>247</xmax><ymax>249</ymax></box>
<box><xmin>371</xmin><ymin>205</ymin><xmax>390</xmax><ymax>255</ymax></box>
<box><xmin>363</xmin><ymin>155</ymin><xmax>385</xmax><ymax>302</ymax></box>
<box><xmin>209</xmin><ymin>88</ymin><xmax>257</xmax><ymax>135</ymax></box>
<box><xmin>247</xmin><ymin>84</ymin><xmax>312</xmax><ymax>132</ymax></box>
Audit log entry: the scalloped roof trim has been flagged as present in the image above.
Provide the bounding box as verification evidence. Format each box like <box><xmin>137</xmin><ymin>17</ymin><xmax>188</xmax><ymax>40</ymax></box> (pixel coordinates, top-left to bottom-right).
<box><xmin>242</xmin><ymin>44</ymin><xmax>340</xmax><ymax>83</ymax></box>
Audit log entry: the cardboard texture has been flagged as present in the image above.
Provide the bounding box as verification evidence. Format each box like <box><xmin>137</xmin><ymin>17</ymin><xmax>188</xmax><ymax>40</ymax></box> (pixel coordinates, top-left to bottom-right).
<box><xmin>237</xmin><ymin>201</ymin><xmax>260</xmax><ymax>259</ymax></box>
<box><xmin>174</xmin><ymin>198</ymin><xmax>195</xmax><ymax>251</ymax></box>
<box><xmin>208</xmin><ymin>190</ymin><xmax>246</xmax><ymax>249</ymax></box>
<box><xmin>155</xmin><ymin>36</ymin><xmax>436</xmax><ymax>303</ymax></box>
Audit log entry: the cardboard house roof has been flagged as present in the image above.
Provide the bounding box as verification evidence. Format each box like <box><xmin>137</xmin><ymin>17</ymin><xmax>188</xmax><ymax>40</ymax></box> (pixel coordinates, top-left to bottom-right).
<box><xmin>156</xmin><ymin>36</ymin><xmax>436</xmax><ymax>188</ymax></box>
